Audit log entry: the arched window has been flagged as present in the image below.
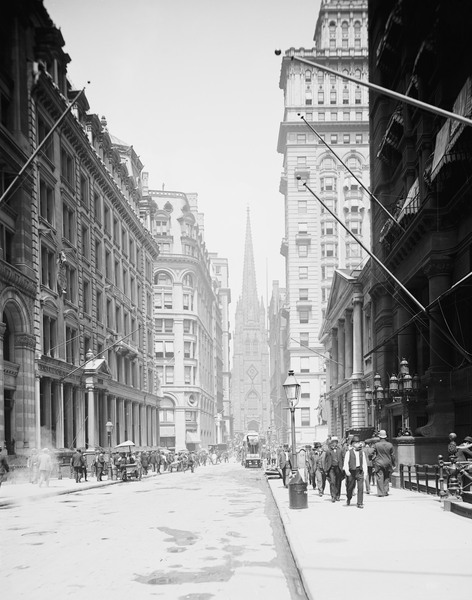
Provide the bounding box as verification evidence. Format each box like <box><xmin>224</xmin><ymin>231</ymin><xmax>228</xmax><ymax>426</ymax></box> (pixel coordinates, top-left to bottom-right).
<box><xmin>305</xmin><ymin>69</ymin><xmax>312</xmax><ymax>82</ymax></box>
<box><xmin>329</xmin><ymin>21</ymin><xmax>336</xmax><ymax>48</ymax></box>
<box><xmin>354</xmin><ymin>21</ymin><xmax>361</xmax><ymax>48</ymax></box>
<box><xmin>154</xmin><ymin>271</ymin><xmax>172</xmax><ymax>286</ymax></box>
<box><xmin>347</xmin><ymin>156</ymin><xmax>361</xmax><ymax>171</ymax></box>
<box><xmin>160</xmin><ymin>397</ymin><xmax>175</xmax><ymax>423</ymax></box>
<box><xmin>321</xmin><ymin>157</ymin><xmax>335</xmax><ymax>171</ymax></box>
<box><xmin>183</xmin><ymin>273</ymin><xmax>193</xmax><ymax>288</ymax></box>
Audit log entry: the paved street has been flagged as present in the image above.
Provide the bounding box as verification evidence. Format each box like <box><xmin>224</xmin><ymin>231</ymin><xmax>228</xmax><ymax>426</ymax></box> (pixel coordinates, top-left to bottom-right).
<box><xmin>1</xmin><ymin>462</ymin><xmax>306</xmax><ymax>600</ymax></box>
<box><xmin>3</xmin><ymin>461</ymin><xmax>472</xmax><ymax>600</ymax></box>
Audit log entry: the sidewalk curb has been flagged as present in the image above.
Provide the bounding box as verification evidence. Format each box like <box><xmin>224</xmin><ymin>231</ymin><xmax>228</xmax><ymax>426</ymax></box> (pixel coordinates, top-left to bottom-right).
<box><xmin>266</xmin><ymin>477</ymin><xmax>314</xmax><ymax>600</ymax></box>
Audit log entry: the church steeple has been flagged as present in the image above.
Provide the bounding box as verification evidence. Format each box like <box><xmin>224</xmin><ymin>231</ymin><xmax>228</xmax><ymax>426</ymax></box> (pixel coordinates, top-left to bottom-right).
<box><xmin>242</xmin><ymin>209</ymin><xmax>259</xmax><ymax>322</ymax></box>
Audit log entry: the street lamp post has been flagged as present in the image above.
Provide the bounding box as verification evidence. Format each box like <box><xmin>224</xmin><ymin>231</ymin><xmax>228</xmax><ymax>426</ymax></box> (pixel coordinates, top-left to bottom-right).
<box><xmin>283</xmin><ymin>370</ymin><xmax>300</xmax><ymax>474</ymax></box>
<box><xmin>106</xmin><ymin>420</ymin><xmax>114</xmax><ymax>479</ymax></box>
<box><xmin>388</xmin><ymin>358</ymin><xmax>421</xmax><ymax>436</ymax></box>
<box><xmin>365</xmin><ymin>372</ymin><xmax>384</xmax><ymax>433</ymax></box>
<box><xmin>283</xmin><ymin>370</ymin><xmax>308</xmax><ymax>510</ymax></box>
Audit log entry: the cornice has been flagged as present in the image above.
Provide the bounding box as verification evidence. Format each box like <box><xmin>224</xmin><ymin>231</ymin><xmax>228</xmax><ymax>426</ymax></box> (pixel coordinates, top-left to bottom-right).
<box><xmin>0</xmin><ymin>262</ymin><xmax>37</xmax><ymax>298</ymax></box>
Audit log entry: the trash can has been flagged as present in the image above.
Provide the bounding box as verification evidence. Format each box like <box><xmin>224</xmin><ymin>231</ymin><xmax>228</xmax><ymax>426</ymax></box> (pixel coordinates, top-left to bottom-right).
<box><xmin>288</xmin><ymin>471</ymin><xmax>308</xmax><ymax>509</ymax></box>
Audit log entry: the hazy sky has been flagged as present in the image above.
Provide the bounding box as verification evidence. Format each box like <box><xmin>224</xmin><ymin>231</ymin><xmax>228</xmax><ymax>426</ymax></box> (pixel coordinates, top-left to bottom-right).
<box><xmin>44</xmin><ymin>0</ymin><xmax>321</xmax><ymax>317</ymax></box>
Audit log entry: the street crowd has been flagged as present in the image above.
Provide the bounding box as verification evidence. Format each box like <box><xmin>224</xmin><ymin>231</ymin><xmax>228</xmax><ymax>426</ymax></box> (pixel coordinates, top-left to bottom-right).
<box><xmin>272</xmin><ymin>430</ymin><xmax>396</xmax><ymax>509</ymax></box>
<box><xmin>0</xmin><ymin>446</ymin><xmax>231</xmax><ymax>489</ymax></box>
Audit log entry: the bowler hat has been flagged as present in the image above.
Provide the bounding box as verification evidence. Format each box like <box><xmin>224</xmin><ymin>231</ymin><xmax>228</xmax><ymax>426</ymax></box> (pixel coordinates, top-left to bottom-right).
<box><xmin>463</xmin><ymin>436</ymin><xmax>472</xmax><ymax>443</ymax></box>
<box><xmin>378</xmin><ymin>430</ymin><xmax>388</xmax><ymax>438</ymax></box>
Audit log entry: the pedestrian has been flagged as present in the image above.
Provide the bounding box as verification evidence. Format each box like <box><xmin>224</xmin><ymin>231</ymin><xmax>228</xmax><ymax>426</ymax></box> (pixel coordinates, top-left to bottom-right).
<box><xmin>372</xmin><ymin>429</ymin><xmax>396</xmax><ymax>497</ymax></box>
<box><xmin>141</xmin><ymin>451</ymin><xmax>149</xmax><ymax>475</ymax></box>
<box><xmin>96</xmin><ymin>451</ymin><xmax>105</xmax><ymax>481</ymax></box>
<box><xmin>0</xmin><ymin>449</ymin><xmax>10</xmax><ymax>488</ymax></box>
<box><xmin>313</xmin><ymin>442</ymin><xmax>327</xmax><ymax>496</ymax></box>
<box><xmin>38</xmin><ymin>448</ymin><xmax>53</xmax><ymax>487</ymax></box>
<box><xmin>278</xmin><ymin>443</ymin><xmax>292</xmax><ymax>487</ymax></box>
<box><xmin>71</xmin><ymin>448</ymin><xmax>83</xmax><ymax>483</ymax></box>
<box><xmin>150</xmin><ymin>450</ymin><xmax>157</xmax><ymax>472</ymax></box>
<box><xmin>188</xmin><ymin>452</ymin><xmax>196</xmax><ymax>473</ymax></box>
<box><xmin>81</xmin><ymin>451</ymin><xmax>88</xmax><ymax>482</ymax></box>
<box><xmin>27</xmin><ymin>448</ymin><xmax>39</xmax><ymax>484</ymax></box>
<box><xmin>343</xmin><ymin>435</ymin><xmax>365</xmax><ymax>508</ymax></box>
<box><xmin>322</xmin><ymin>436</ymin><xmax>344</xmax><ymax>502</ymax></box>
<box><xmin>456</xmin><ymin>436</ymin><xmax>472</xmax><ymax>461</ymax></box>
<box><xmin>298</xmin><ymin>446</ymin><xmax>308</xmax><ymax>482</ymax></box>
<box><xmin>363</xmin><ymin>440</ymin><xmax>376</xmax><ymax>493</ymax></box>
<box><xmin>306</xmin><ymin>445</ymin><xmax>315</xmax><ymax>488</ymax></box>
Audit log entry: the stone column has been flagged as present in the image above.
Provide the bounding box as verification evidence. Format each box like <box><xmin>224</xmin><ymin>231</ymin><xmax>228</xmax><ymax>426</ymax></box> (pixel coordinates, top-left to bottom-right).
<box><xmin>56</xmin><ymin>382</ymin><xmax>64</xmax><ymax>449</ymax></box>
<box><xmin>35</xmin><ymin>374</ymin><xmax>41</xmax><ymax>450</ymax></box>
<box><xmin>75</xmin><ymin>389</ymin><xmax>86</xmax><ymax>448</ymax></box>
<box><xmin>118</xmin><ymin>397</ymin><xmax>125</xmax><ymax>443</ymax></box>
<box><xmin>110</xmin><ymin>396</ymin><xmax>117</xmax><ymax>447</ymax></box>
<box><xmin>344</xmin><ymin>309</ymin><xmax>353</xmax><ymax>379</ymax></box>
<box><xmin>337</xmin><ymin>319</ymin><xmax>345</xmax><ymax>384</ymax></box>
<box><xmin>331</xmin><ymin>328</ymin><xmax>338</xmax><ymax>387</ymax></box>
<box><xmin>417</xmin><ymin>259</ymin><xmax>454</xmax><ymax>437</ymax></box>
<box><xmin>352</xmin><ymin>290</ymin><xmax>364</xmax><ymax>378</ymax></box>
<box><xmin>87</xmin><ymin>384</ymin><xmax>96</xmax><ymax>448</ymax></box>
<box><xmin>425</xmin><ymin>260</ymin><xmax>452</xmax><ymax>371</ymax></box>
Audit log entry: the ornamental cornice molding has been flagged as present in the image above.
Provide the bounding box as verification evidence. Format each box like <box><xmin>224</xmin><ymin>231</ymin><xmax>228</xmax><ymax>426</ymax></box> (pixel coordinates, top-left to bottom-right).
<box><xmin>422</xmin><ymin>257</ymin><xmax>453</xmax><ymax>279</ymax></box>
<box><xmin>0</xmin><ymin>263</ymin><xmax>37</xmax><ymax>297</ymax></box>
<box><xmin>14</xmin><ymin>333</ymin><xmax>36</xmax><ymax>351</ymax></box>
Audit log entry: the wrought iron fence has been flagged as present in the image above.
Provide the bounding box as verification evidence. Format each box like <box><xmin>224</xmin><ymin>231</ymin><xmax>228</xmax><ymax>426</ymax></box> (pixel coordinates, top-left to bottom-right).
<box><xmin>399</xmin><ymin>463</ymin><xmax>441</xmax><ymax>495</ymax></box>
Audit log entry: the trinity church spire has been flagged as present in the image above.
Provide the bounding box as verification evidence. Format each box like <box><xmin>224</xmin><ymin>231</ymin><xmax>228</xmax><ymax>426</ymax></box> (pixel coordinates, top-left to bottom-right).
<box><xmin>241</xmin><ymin>209</ymin><xmax>259</xmax><ymax>322</ymax></box>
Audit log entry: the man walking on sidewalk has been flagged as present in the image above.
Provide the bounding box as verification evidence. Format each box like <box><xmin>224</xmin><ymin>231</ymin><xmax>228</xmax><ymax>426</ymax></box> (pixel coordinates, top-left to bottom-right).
<box><xmin>372</xmin><ymin>430</ymin><xmax>396</xmax><ymax>497</ymax></box>
<box><xmin>343</xmin><ymin>436</ymin><xmax>365</xmax><ymax>508</ymax></box>
<box><xmin>322</xmin><ymin>436</ymin><xmax>344</xmax><ymax>502</ymax></box>
<box><xmin>71</xmin><ymin>449</ymin><xmax>83</xmax><ymax>483</ymax></box>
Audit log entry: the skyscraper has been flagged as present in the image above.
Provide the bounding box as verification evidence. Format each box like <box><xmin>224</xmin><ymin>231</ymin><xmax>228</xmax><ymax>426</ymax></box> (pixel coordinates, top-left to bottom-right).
<box><xmin>277</xmin><ymin>0</ymin><xmax>369</xmax><ymax>443</ymax></box>
<box><xmin>231</xmin><ymin>211</ymin><xmax>270</xmax><ymax>435</ymax></box>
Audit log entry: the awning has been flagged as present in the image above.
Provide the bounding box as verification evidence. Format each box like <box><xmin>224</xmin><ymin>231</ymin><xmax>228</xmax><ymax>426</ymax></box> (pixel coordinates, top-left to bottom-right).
<box><xmin>398</xmin><ymin>177</ymin><xmax>419</xmax><ymax>221</ymax></box>
<box><xmin>431</xmin><ymin>77</ymin><xmax>472</xmax><ymax>181</ymax></box>
<box><xmin>186</xmin><ymin>431</ymin><xmax>201</xmax><ymax>444</ymax></box>
<box><xmin>431</xmin><ymin>120</ymin><xmax>450</xmax><ymax>180</ymax></box>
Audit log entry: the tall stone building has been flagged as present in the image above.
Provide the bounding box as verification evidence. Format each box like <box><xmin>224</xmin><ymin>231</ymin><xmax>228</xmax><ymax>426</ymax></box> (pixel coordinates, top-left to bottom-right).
<box><xmin>142</xmin><ymin>188</ymin><xmax>227</xmax><ymax>451</ymax></box>
<box><xmin>209</xmin><ymin>254</ymin><xmax>232</xmax><ymax>443</ymax></box>
<box><xmin>0</xmin><ymin>1</ymin><xmax>160</xmax><ymax>455</ymax></box>
<box><xmin>268</xmin><ymin>281</ymin><xmax>289</xmax><ymax>444</ymax></box>
<box><xmin>367</xmin><ymin>0</ymin><xmax>472</xmax><ymax>461</ymax></box>
<box><xmin>231</xmin><ymin>211</ymin><xmax>269</xmax><ymax>435</ymax></box>
<box><xmin>276</xmin><ymin>0</ymin><xmax>369</xmax><ymax>444</ymax></box>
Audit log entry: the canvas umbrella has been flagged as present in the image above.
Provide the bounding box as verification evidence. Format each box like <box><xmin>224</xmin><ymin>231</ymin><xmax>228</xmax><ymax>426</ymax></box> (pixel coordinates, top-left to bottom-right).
<box><xmin>115</xmin><ymin>440</ymin><xmax>135</xmax><ymax>450</ymax></box>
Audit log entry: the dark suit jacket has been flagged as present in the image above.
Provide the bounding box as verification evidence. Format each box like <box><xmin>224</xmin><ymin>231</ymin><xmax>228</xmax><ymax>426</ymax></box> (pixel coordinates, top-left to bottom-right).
<box><xmin>322</xmin><ymin>446</ymin><xmax>344</xmax><ymax>471</ymax></box>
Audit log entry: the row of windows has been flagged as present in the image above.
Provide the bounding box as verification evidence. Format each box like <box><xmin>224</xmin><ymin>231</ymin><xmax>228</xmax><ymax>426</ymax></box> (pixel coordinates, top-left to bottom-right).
<box><xmin>297</xmin><ymin>243</ymin><xmax>362</xmax><ymax>261</ymax></box>
<box><xmin>301</xmin><ymin>111</ymin><xmax>365</xmax><ymax>123</ymax></box>
<box><xmin>305</xmin><ymin>66</ymin><xmax>363</xmax><ymax>84</ymax></box>
<box><xmin>39</xmin><ymin>177</ymin><xmax>147</xmax><ymax>275</ymax></box>
<box><xmin>154</xmin><ymin>272</ymin><xmax>194</xmax><ymax>287</ymax></box>
<box><xmin>305</xmin><ymin>86</ymin><xmax>363</xmax><ymax>106</ymax></box>
<box><xmin>155</xmin><ymin>339</ymin><xmax>196</xmax><ymax>359</ymax></box>
<box><xmin>296</xmin><ymin>156</ymin><xmax>362</xmax><ymax>170</ymax></box>
<box><xmin>297</xmin><ymin>221</ymin><xmax>362</xmax><ymax>237</ymax></box>
<box><xmin>296</xmin><ymin>131</ymin><xmax>364</xmax><ymax>145</ymax></box>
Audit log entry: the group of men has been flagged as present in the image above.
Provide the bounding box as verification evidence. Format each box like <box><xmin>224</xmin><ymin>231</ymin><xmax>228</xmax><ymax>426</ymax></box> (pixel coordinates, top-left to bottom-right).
<box><xmin>278</xmin><ymin>430</ymin><xmax>396</xmax><ymax>509</ymax></box>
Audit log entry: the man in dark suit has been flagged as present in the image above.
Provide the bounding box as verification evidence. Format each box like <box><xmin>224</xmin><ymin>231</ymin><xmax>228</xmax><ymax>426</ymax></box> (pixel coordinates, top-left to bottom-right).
<box><xmin>372</xmin><ymin>430</ymin><xmax>396</xmax><ymax>496</ymax></box>
<box><xmin>322</xmin><ymin>436</ymin><xmax>344</xmax><ymax>502</ymax></box>
<box><xmin>278</xmin><ymin>444</ymin><xmax>292</xmax><ymax>487</ymax></box>
<box><xmin>343</xmin><ymin>435</ymin><xmax>365</xmax><ymax>508</ymax></box>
